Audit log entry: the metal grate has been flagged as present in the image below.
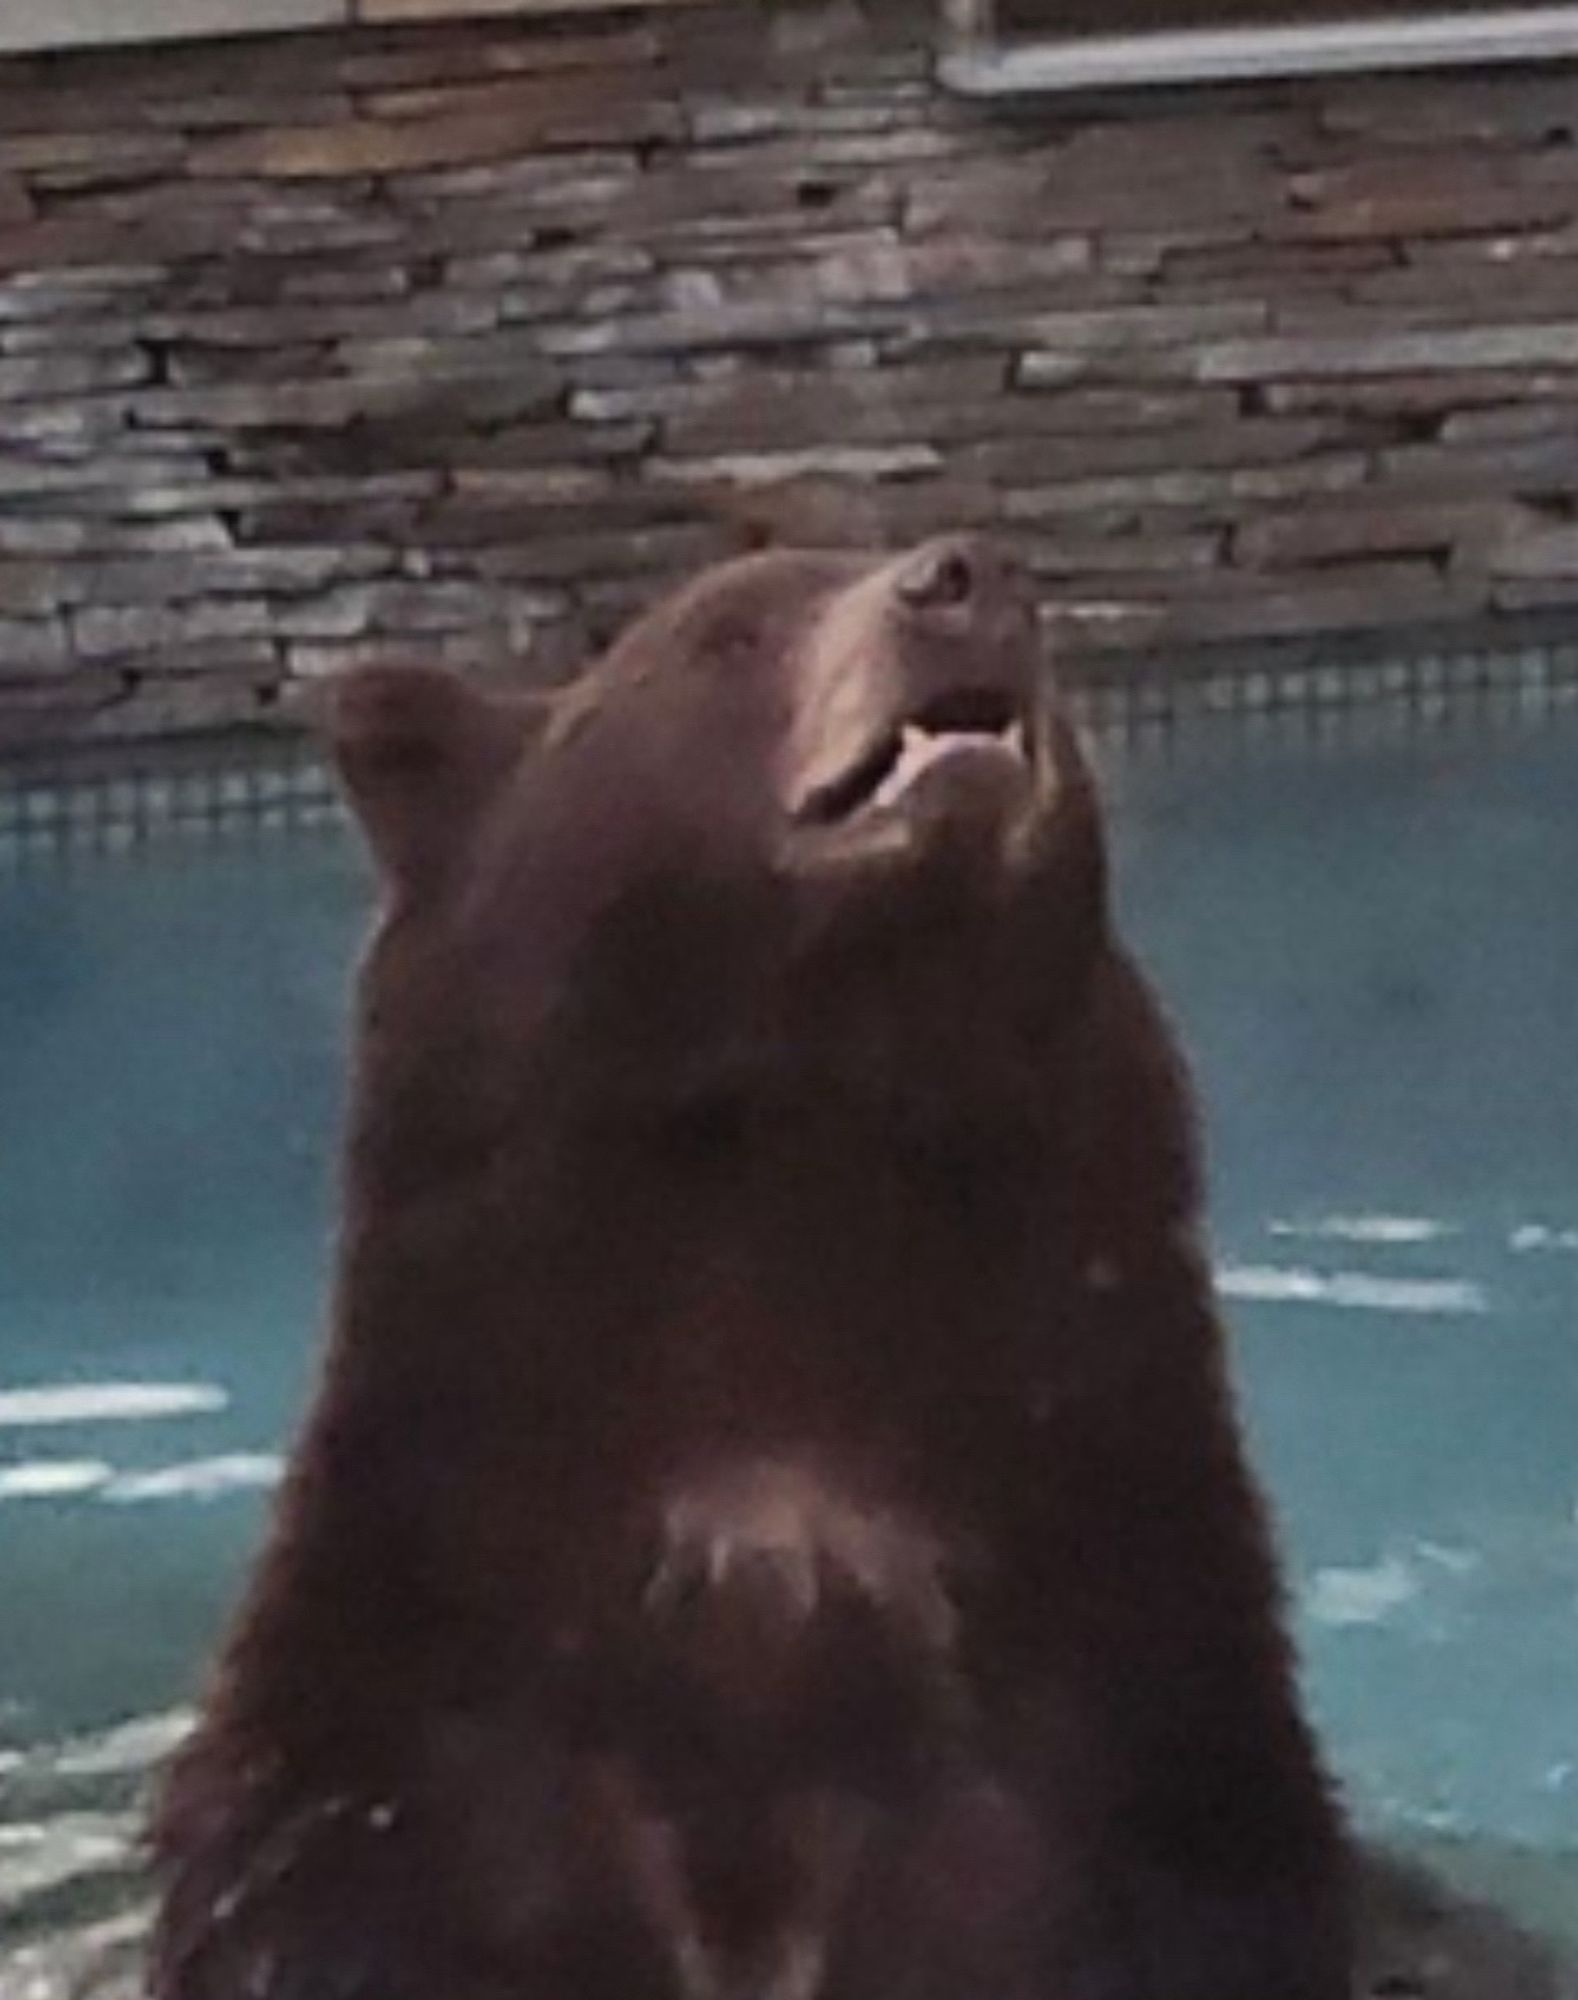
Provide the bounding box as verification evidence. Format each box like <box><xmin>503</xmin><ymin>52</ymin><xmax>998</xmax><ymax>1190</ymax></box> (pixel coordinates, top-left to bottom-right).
<box><xmin>1063</xmin><ymin>620</ymin><xmax>1578</xmax><ymax>737</ymax></box>
<box><xmin>0</xmin><ymin>728</ymin><xmax>343</xmax><ymax>866</ymax></box>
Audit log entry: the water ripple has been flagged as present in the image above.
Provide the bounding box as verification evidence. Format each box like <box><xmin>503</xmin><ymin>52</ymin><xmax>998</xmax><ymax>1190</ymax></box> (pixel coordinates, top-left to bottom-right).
<box><xmin>1218</xmin><ymin>1264</ymin><xmax>1488</xmax><ymax>1316</ymax></box>
<box><xmin>0</xmin><ymin>1384</ymin><xmax>227</xmax><ymax>1429</ymax></box>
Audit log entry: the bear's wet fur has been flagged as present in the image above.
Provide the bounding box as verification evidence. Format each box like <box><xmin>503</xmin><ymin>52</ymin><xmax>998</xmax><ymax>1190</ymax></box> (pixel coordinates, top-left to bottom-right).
<box><xmin>150</xmin><ymin>537</ymin><xmax>1353</xmax><ymax>2000</ymax></box>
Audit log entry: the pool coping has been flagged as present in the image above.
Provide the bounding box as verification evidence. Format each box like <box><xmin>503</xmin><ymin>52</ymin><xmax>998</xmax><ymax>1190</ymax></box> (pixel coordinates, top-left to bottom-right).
<box><xmin>5</xmin><ymin>616</ymin><xmax>1578</xmax><ymax>862</ymax></box>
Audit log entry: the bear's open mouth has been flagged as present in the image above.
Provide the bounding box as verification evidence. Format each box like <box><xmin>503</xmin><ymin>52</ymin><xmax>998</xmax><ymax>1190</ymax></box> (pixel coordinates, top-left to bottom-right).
<box><xmin>796</xmin><ymin>690</ymin><xmax>1029</xmax><ymax>827</ymax></box>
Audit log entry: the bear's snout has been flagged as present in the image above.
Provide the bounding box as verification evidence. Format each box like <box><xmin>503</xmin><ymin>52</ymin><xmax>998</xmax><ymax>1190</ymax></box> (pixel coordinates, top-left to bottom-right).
<box><xmin>883</xmin><ymin>535</ymin><xmax>1037</xmax><ymax>721</ymax></box>
<box><xmin>785</xmin><ymin>537</ymin><xmax>1041</xmax><ymax>833</ymax></box>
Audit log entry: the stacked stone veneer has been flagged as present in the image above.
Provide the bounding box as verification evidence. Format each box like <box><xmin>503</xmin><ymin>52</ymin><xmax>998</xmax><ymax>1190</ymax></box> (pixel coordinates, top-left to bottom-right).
<box><xmin>8</xmin><ymin>2</ymin><xmax>1578</xmax><ymax>748</ymax></box>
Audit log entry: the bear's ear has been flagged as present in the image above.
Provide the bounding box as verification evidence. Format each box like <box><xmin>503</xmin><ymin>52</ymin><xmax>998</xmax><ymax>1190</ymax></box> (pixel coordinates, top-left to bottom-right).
<box><xmin>326</xmin><ymin>665</ymin><xmax>535</xmax><ymax>890</ymax></box>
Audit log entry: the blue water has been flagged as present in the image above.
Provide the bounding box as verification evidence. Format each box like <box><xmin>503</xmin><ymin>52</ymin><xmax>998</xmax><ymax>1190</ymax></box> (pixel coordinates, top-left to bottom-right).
<box><xmin>0</xmin><ymin>837</ymin><xmax>360</xmax><ymax>1751</ymax></box>
<box><xmin>1105</xmin><ymin>715</ymin><xmax>1578</xmax><ymax>1893</ymax></box>
<box><xmin>1</xmin><ymin>711</ymin><xmax>1575</xmax><ymax>1946</ymax></box>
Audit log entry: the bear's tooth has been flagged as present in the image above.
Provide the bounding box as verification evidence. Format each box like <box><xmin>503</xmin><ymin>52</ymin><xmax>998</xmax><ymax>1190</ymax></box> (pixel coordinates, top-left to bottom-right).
<box><xmin>872</xmin><ymin>726</ymin><xmax>931</xmax><ymax>808</ymax></box>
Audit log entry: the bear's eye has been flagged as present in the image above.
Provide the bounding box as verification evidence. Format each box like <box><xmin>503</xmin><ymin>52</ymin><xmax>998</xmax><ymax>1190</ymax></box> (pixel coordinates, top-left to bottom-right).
<box><xmin>713</xmin><ymin>615</ymin><xmax>761</xmax><ymax>664</ymax></box>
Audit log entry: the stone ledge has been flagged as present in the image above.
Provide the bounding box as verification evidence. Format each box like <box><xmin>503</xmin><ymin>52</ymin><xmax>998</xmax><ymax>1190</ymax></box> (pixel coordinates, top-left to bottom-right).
<box><xmin>358</xmin><ymin>0</ymin><xmax>716</xmax><ymax>16</ymax></box>
<box><xmin>0</xmin><ymin>0</ymin><xmax>698</xmax><ymax>59</ymax></box>
<box><xmin>0</xmin><ymin>0</ymin><xmax>345</xmax><ymax>55</ymax></box>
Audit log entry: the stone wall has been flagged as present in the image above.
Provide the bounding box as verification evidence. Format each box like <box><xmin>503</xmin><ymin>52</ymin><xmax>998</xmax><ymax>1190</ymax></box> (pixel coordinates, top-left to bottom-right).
<box><xmin>7</xmin><ymin>1</ymin><xmax>1578</xmax><ymax>747</ymax></box>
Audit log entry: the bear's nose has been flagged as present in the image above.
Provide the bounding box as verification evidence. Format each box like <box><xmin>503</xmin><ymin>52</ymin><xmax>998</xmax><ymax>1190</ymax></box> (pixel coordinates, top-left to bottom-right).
<box><xmin>894</xmin><ymin>535</ymin><xmax>1029</xmax><ymax>621</ymax></box>
<box><xmin>896</xmin><ymin>538</ymin><xmax>979</xmax><ymax>611</ymax></box>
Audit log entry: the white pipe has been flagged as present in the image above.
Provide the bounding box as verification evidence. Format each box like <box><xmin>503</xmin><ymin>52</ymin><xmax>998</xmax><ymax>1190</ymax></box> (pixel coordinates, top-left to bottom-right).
<box><xmin>942</xmin><ymin>5</ymin><xmax>1578</xmax><ymax>92</ymax></box>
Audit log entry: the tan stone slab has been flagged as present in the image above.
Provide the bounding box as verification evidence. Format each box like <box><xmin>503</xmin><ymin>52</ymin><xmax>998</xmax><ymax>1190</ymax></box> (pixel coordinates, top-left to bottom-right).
<box><xmin>0</xmin><ymin>0</ymin><xmax>346</xmax><ymax>54</ymax></box>
<box><xmin>356</xmin><ymin>0</ymin><xmax>711</xmax><ymax>17</ymax></box>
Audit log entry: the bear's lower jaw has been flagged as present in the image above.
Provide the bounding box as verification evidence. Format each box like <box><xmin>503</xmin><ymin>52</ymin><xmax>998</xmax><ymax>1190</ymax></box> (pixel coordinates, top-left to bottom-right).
<box><xmin>869</xmin><ymin>721</ymin><xmax>1028</xmax><ymax>811</ymax></box>
<box><xmin>877</xmin><ymin>730</ymin><xmax>1044</xmax><ymax>843</ymax></box>
<box><xmin>782</xmin><ymin>714</ymin><xmax>1052</xmax><ymax>884</ymax></box>
<box><xmin>789</xmin><ymin>683</ymin><xmax>1037</xmax><ymax>828</ymax></box>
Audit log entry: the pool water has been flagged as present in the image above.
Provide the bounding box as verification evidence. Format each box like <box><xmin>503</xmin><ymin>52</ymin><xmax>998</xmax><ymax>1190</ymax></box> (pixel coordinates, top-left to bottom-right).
<box><xmin>1106</xmin><ymin>711</ymin><xmax>1578</xmax><ymax>1945</ymax></box>
<box><xmin>1</xmin><ymin>710</ymin><xmax>1575</xmax><ymax>1956</ymax></box>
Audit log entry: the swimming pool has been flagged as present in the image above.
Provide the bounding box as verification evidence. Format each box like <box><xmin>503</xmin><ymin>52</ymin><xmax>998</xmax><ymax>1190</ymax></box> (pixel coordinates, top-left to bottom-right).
<box><xmin>2</xmin><ymin>705</ymin><xmax>1575</xmax><ymax>1960</ymax></box>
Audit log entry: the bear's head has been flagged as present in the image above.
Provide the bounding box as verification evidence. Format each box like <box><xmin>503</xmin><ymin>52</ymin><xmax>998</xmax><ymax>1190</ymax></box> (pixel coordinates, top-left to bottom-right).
<box><xmin>330</xmin><ymin>536</ymin><xmax>1109</xmax><ymax>1140</ymax></box>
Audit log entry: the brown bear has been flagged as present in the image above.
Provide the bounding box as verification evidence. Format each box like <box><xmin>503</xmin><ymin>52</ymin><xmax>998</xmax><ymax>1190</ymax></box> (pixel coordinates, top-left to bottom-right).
<box><xmin>149</xmin><ymin>536</ymin><xmax>1353</xmax><ymax>2000</ymax></box>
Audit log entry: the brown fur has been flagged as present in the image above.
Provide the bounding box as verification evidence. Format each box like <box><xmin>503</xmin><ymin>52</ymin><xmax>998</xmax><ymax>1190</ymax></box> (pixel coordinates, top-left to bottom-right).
<box><xmin>149</xmin><ymin>537</ymin><xmax>1352</xmax><ymax>2000</ymax></box>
